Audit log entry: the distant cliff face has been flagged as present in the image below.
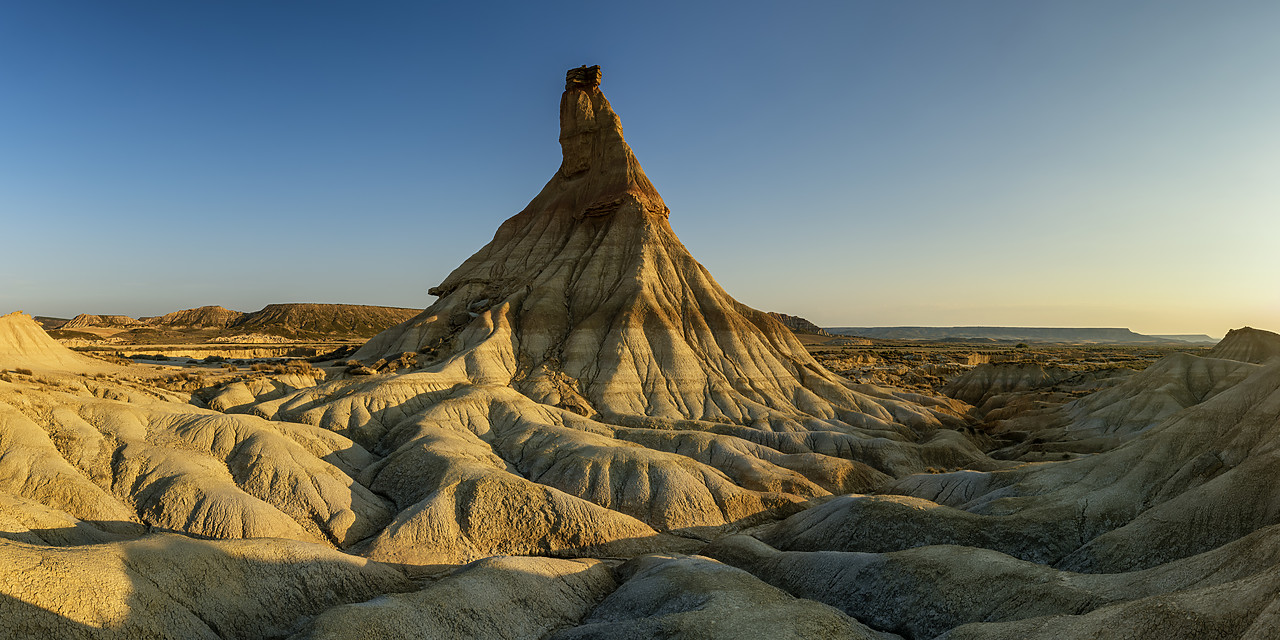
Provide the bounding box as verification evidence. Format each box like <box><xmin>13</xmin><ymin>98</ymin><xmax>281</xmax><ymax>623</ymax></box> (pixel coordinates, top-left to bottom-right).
<box><xmin>827</xmin><ymin>326</ymin><xmax>1174</xmax><ymax>344</ymax></box>
<box><xmin>235</xmin><ymin>304</ymin><xmax>420</xmax><ymax>338</ymax></box>
<box><xmin>61</xmin><ymin>314</ymin><xmax>142</xmax><ymax>329</ymax></box>
<box><xmin>47</xmin><ymin>304</ymin><xmax>421</xmax><ymax>340</ymax></box>
<box><xmin>766</xmin><ymin>313</ymin><xmax>832</xmax><ymax>337</ymax></box>
<box><xmin>146</xmin><ymin>305</ymin><xmax>245</xmax><ymax>328</ymax></box>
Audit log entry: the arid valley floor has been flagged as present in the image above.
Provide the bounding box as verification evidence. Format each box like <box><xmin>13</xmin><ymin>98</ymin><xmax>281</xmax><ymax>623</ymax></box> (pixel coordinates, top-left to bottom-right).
<box><xmin>3</xmin><ymin>67</ymin><xmax>1279</xmax><ymax>639</ymax></box>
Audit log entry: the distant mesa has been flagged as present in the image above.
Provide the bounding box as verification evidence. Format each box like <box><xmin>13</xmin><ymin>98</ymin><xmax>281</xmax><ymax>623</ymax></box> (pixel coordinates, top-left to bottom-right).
<box><xmin>145</xmin><ymin>305</ymin><xmax>245</xmax><ymax>328</ymax></box>
<box><xmin>1149</xmin><ymin>333</ymin><xmax>1218</xmax><ymax>344</ymax></box>
<box><xmin>565</xmin><ymin>64</ymin><xmax>601</xmax><ymax>89</ymax></box>
<box><xmin>235</xmin><ymin>303</ymin><xmax>420</xmax><ymax>338</ymax></box>
<box><xmin>42</xmin><ymin>303</ymin><xmax>421</xmax><ymax>340</ymax></box>
<box><xmin>826</xmin><ymin>326</ymin><xmax>1218</xmax><ymax>345</ymax></box>
<box><xmin>60</xmin><ymin>314</ymin><xmax>143</xmax><ymax>330</ymax></box>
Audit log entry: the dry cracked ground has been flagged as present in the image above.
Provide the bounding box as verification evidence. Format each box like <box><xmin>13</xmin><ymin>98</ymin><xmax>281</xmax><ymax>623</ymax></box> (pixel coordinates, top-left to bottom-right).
<box><xmin>3</xmin><ymin>66</ymin><xmax>1279</xmax><ymax>639</ymax></box>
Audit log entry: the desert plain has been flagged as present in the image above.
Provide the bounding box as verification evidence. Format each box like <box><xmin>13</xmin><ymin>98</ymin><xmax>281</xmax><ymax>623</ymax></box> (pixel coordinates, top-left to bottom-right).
<box><xmin>2</xmin><ymin>66</ymin><xmax>1279</xmax><ymax>639</ymax></box>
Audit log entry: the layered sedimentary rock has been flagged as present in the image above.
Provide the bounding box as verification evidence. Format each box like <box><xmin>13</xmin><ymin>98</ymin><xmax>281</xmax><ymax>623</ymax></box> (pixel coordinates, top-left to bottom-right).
<box><xmin>767</xmin><ymin>312</ymin><xmax>833</xmax><ymax>336</ymax></box>
<box><xmin>145</xmin><ymin>305</ymin><xmax>246</xmax><ymax>328</ymax></box>
<box><xmin>61</xmin><ymin>314</ymin><xmax>142</xmax><ymax>329</ymax></box>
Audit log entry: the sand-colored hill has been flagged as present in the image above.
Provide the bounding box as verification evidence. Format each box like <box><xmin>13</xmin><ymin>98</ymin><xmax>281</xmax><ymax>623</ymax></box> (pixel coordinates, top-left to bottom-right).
<box><xmin>0</xmin><ymin>312</ymin><xmax>120</xmax><ymax>373</ymax></box>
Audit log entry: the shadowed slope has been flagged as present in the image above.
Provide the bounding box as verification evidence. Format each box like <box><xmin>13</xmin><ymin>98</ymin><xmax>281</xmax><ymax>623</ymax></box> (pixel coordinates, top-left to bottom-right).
<box><xmin>0</xmin><ymin>534</ymin><xmax>410</xmax><ymax>639</ymax></box>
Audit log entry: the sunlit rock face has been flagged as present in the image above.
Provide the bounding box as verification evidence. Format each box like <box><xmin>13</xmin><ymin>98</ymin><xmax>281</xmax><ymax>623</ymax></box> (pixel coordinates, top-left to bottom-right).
<box><xmin>4</xmin><ymin>68</ymin><xmax>1280</xmax><ymax>639</ymax></box>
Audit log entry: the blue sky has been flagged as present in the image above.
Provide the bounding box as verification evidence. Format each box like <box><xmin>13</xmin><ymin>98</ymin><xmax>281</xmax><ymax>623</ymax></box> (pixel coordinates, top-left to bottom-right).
<box><xmin>2</xmin><ymin>1</ymin><xmax>1276</xmax><ymax>336</ymax></box>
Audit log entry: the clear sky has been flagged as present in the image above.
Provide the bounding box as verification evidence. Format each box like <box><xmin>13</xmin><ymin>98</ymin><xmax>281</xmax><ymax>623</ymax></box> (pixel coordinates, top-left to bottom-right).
<box><xmin>2</xmin><ymin>1</ymin><xmax>1276</xmax><ymax>337</ymax></box>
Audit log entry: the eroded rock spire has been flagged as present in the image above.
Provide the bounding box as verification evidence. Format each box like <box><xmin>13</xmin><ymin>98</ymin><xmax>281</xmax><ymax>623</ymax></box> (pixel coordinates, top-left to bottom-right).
<box><xmin>556</xmin><ymin>64</ymin><xmax>668</xmax><ymax>218</ymax></box>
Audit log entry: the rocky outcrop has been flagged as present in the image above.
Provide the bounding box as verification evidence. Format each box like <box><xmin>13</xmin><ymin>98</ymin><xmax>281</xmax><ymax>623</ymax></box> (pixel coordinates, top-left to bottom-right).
<box><xmin>60</xmin><ymin>314</ymin><xmax>141</xmax><ymax>329</ymax></box>
<box><xmin>145</xmin><ymin>305</ymin><xmax>245</xmax><ymax>328</ymax></box>
<box><xmin>1208</xmin><ymin>326</ymin><xmax>1280</xmax><ymax>364</ymax></box>
<box><xmin>767</xmin><ymin>312</ymin><xmax>833</xmax><ymax>336</ymax></box>
<box><xmin>234</xmin><ymin>303</ymin><xmax>420</xmax><ymax>338</ymax></box>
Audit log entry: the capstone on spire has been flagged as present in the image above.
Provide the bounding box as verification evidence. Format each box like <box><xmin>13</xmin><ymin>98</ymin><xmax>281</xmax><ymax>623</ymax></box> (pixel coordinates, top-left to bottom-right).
<box><xmin>565</xmin><ymin>65</ymin><xmax>601</xmax><ymax>90</ymax></box>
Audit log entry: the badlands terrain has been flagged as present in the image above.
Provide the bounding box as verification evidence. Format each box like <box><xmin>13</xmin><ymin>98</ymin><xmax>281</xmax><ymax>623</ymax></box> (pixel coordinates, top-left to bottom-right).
<box><xmin>40</xmin><ymin>303</ymin><xmax>420</xmax><ymax>362</ymax></box>
<box><xmin>2</xmin><ymin>66</ymin><xmax>1279</xmax><ymax>639</ymax></box>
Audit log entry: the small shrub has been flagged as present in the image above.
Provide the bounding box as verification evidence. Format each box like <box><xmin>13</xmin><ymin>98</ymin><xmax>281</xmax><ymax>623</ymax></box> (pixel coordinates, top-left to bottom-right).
<box><xmin>14</xmin><ymin>368</ymin><xmax>33</xmax><ymax>376</ymax></box>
